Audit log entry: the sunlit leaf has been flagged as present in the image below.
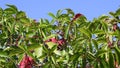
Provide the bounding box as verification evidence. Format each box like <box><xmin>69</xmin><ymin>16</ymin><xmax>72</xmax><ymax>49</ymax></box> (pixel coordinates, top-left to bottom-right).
<box><xmin>79</xmin><ymin>27</ymin><xmax>92</xmax><ymax>39</ymax></box>
<box><xmin>48</xmin><ymin>12</ymin><xmax>56</xmax><ymax>19</ymax></box>
<box><xmin>6</xmin><ymin>4</ymin><xmax>18</xmax><ymax>13</ymax></box>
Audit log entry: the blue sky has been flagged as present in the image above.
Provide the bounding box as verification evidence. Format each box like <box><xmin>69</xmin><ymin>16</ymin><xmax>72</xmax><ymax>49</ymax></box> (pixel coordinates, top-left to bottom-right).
<box><xmin>0</xmin><ymin>0</ymin><xmax>120</xmax><ymax>21</ymax></box>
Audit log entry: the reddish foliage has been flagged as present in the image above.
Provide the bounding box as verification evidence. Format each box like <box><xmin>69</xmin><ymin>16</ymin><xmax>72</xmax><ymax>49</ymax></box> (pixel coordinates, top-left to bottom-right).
<box><xmin>19</xmin><ymin>55</ymin><xmax>34</xmax><ymax>68</ymax></box>
<box><xmin>72</xmin><ymin>13</ymin><xmax>82</xmax><ymax>21</ymax></box>
<box><xmin>57</xmin><ymin>38</ymin><xmax>66</xmax><ymax>46</ymax></box>
<box><xmin>45</xmin><ymin>38</ymin><xmax>65</xmax><ymax>46</ymax></box>
<box><xmin>108</xmin><ymin>41</ymin><xmax>113</xmax><ymax>48</ymax></box>
<box><xmin>49</xmin><ymin>38</ymin><xmax>58</xmax><ymax>43</ymax></box>
<box><xmin>45</xmin><ymin>38</ymin><xmax>57</xmax><ymax>43</ymax></box>
<box><xmin>113</xmin><ymin>24</ymin><xmax>118</xmax><ymax>31</ymax></box>
<box><xmin>117</xmin><ymin>40</ymin><xmax>120</xmax><ymax>46</ymax></box>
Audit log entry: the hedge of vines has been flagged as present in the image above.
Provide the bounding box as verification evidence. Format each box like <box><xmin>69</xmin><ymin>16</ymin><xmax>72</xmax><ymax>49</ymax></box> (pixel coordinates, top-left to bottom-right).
<box><xmin>0</xmin><ymin>4</ymin><xmax>120</xmax><ymax>68</ymax></box>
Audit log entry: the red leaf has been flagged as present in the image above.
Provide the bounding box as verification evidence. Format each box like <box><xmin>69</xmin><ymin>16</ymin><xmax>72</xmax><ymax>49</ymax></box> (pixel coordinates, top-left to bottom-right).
<box><xmin>19</xmin><ymin>55</ymin><xmax>34</xmax><ymax>68</ymax></box>
<box><xmin>113</xmin><ymin>24</ymin><xmax>118</xmax><ymax>31</ymax></box>
<box><xmin>57</xmin><ymin>38</ymin><xmax>65</xmax><ymax>46</ymax></box>
<box><xmin>73</xmin><ymin>13</ymin><xmax>82</xmax><ymax>21</ymax></box>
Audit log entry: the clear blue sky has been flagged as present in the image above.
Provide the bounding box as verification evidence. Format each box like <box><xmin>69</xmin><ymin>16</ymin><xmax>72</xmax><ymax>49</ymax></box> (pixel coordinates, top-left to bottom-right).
<box><xmin>0</xmin><ymin>0</ymin><xmax>120</xmax><ymax>21</ymax></box>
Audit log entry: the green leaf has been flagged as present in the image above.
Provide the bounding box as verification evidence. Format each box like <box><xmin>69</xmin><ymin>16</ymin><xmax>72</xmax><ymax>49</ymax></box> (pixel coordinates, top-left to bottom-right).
<box><xmin>99</xmin><ymin>15</ymin><xmax>109</xmax><ymax>20</ymax></box>
<box><xmin>69</xmin><ymin>53</ymin><xmax>80</xmax><ymax>62</ymax></box>
<box><xmin>6</xmin><ymin>4</ymin><xmax>18</xmax><ymax>13</ymax></box>
<box><xmin>51</xmin><ymin>56</ymin><xmax>56</xmax><ymax>64</ymax></box>
<box><xmin>87</xmin><ymin>52</ymin><xmax>96</xmax><ymax>60</ymax></box>
<box><xmin>114</xmin><ymin>46</ymin><xmax>120</xmax><ymax>64</ymax></box>
<box><xmin>101</xmin><ymin>59</ymin><xmax>109</xmax><ymax>68</ymax></box>
<box><xmin>100</xmin><ymin>59</ymin><xmax>109</xmax><ymax>68</ymax></box>
<box><xmin>56</xmin><ymin>9</ymin><xmax>62</xmax><ymax>17</ymax></box>
<box><xmin>42</xmin><ymin>62</ymin><xmax>51</xmax><ymax>68</ymax></box>
<box><xmin>44</xmin><ymin>19</ymin><xmax>49</xmax><ymax>24</ymax></box>
<box><xmin>18</xmin><ymin>53</ymin><xmax>24</xmax><ymax>64</ymax></box>
<box><xmin>50</xmin><ymin>45</ymin><xmax>57</xmax><ymax>53</ymax></box>
<box><xmin>97</xmin><ymin>36</ymin><xmax>107</xmax><ymax>43</ymax></box>
<box><xmin>39</xmin><ymin>23</ymin><xmax>50</xmax><ymax>28</ymax></box>
<box><xmin>92</xmin><ymin>39</ymin><xmax>98</xmax><ymax>50</ymax></box>
<box><xmin>16</xmin><ymin>11</ymin><xmax>26</xmax><ymax>19</ymax></box>
<box><xmin>4</xmin><ymin>8</ymin><xmax>16</xmax><ymax>14</ymax></box>
<box><xmin>50</xmin><ymin>19</ymin><xmax>56</xmax><ymax>25</ymax></box>
<box><xmin>48</xmin><ymin>12</ymin><xmax>56</xmax><ymax>19</ymax></box>
<box><xmin>0</xmin><ymin>49</ymin><xmax>8</xmax><ymax>57</ymax></box>
<box><xmin>8</xmin><ymin>46</ymin><xmax>24</xmax><ymax>56</ymax></box>
<box><xmin>20</xmin><ymin>17</ymin><xmax>30</xmax><ymax>23</ymax></box>
<box><xmin>116</xmin><ymin>8</ymin><xmax>120</xmax><ymax>16</ymax></box>
<box><xmin>26</xmin><ymin>32</ymin><xmax>35</xmax><ymax>38</ymax></box>
<box><xmin>101</xmin><ymin>21</ymin><xmax>108</xmax><ymax>32</ymax></box>
<box><xmin>46</xmin><ymin>42</ymin><xmax>57</xmax><ymax>49</ymax></box>
<box><xmin>79</xmin><ymin>27</ymin><xmax>92</xmax><ymax>39</ymax></box>
<box><xmin>34</xmin><ymin>46</ymin><xmax>42</xmax><ymax>57</ymax></box>
<box><xmin>64</xmin><ymin>24</ymin><xmax>70</xmax><ymax>39</ymax></box>
<box><xmin>109</xmin><ymin>52</ymin><xmax>114</xmax><ymax>68</ymax></box>
<box><xmin>54</xmin><ymin>50</ymin><xmax>61</xmax><ymax>56</ymax></box>
<box><xmin>41</xmin><ymin>30</ymin><xmax>46</xmax><ymax>38</ymax></box>
<box><xmin>65</xmin><ymin>8</ymin><xmax>74</xmax><ymax>17</ymax></box>
<box><xmin>42</xmin><ymin>45</ymin><xmax>49</xmax><ymax>53</ymax></box>
<box><xmin>27</xmin><ymin>43</ymin><xmax>42</xmax><ymax>50</ymax></box>
<box><xmin>96</xmin><ymin>50</ymin><xmax>108</xmax><ymax>57</ymax></box>
<box><xmin>0</xmin><ymin>8</ymin><xmax>3</xmax><ymax>16</ymax></box>
<box><xmin>109</xmin><ymin>12</ymin><xmax>115</xmax><ymax>17</ymax></box>
<box><xmin>43</xmin><ymin>34</ymin><xmax>57</xmax><ymax>41</ymax></box>
<box><xmin>93</xmin><ymin>30</ymin><xmax>105</xmax><ymax>35</ymax></box>
<box><xmin>0</xmin><ymin>57</ymin><xmax>6</xmax><ymax>62</ymax></box>
<box><xmin>94</xmin><ymin>62</ymin><xmax>98</xmax><ymax>68</ymax></box>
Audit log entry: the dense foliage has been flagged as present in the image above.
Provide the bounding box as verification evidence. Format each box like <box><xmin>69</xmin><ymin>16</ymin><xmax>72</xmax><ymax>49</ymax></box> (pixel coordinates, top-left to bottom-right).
<box><xmin>0</xmin><ymin>4</ymin><xmax>120</xmax><ymax>68</ymax></box>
